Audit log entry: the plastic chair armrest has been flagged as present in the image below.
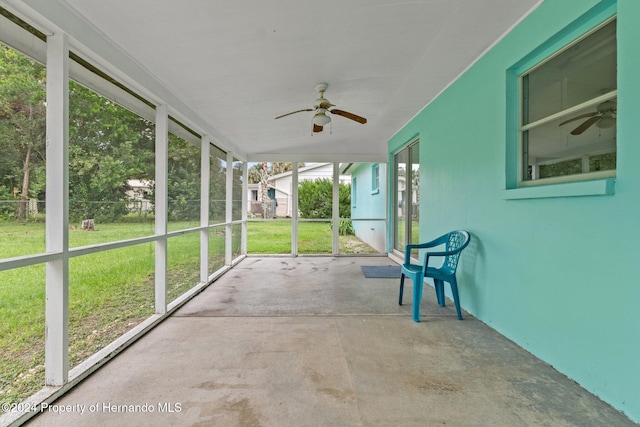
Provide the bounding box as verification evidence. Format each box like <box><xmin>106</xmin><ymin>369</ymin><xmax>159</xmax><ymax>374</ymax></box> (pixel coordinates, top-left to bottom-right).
<box><xmin>405</xmin><ymin>239</ymin><xmax>444</xmax><ymax>264</ymax></box>
<box><xmin>423</xmin><ymin>249</ymin><xmax>460</xmax><ymax>269</ymax></box>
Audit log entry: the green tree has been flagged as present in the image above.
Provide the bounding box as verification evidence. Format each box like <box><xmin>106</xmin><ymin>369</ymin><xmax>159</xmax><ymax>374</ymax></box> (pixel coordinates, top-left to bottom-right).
<box><xmin>1</xmin><ymin>44</ymin><xmax>157</xmax><ymax>223</ymax></box>
<box><xmin>209</xmin><ymin>154</ymin><xmax>227</xmax><ymax>223</ymax></box>
<box><xmin>68</xmin><ymin>82</ymin><xmax>154</xmax><ymax>222</ymax></box>
<box><xmin>166</xmin><ymin>133</ymin><xmax>200</xmax><ymax>221</ymax></box>
<box><xmin>0</xmin><ymin>44</ymin><xmax>46</xmax><ymax>220</ymax></box>
<box><xmin>247</xmin><ymin>163</ymin><xmax>261</xmax><ymax>184</ymax></box>
<box><xmin>247</xmin><ymin>162</ymin><xmax>299</xmax><ymax>184</ymax></box>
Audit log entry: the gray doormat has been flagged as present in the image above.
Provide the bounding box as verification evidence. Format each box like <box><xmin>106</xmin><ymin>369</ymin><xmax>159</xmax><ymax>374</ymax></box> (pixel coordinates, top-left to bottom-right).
<box><xmin>361</xmin><ymin>265</ymin><xmax>402</xmax><ymax>278</ymax></box>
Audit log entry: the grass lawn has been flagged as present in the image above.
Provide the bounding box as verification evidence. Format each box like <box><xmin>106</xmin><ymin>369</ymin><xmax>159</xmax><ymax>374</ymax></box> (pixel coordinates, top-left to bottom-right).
<box><xmin>0</xmin><ymin>220</ymin><xmax>377</xmax><ymax>405</ymax></box>
<box><xmin>0</xmin><ymin>222</ymin><xmax>208</xmax><ymax>405</ymax></box>
<box><xmin>247</xmin><ymin>220</ymin><xmax>378</xmax><ymax>255</ymax></box>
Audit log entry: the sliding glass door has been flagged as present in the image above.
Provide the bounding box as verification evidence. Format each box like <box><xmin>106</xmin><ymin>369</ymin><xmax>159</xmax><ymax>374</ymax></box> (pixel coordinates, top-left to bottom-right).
<box><xmin>393</xmin><ymin>141</ymin><xmax>420</xmax><ymax>257</ymax></box>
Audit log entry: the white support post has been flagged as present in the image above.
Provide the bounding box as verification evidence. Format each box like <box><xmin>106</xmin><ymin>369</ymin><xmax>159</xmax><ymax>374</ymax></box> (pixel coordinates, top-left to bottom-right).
<box><xmin>332</xmin><ymin>162</ymin><xmax>340</xmax><ymax>256</ymax></box>
<box><xmin>200</xmin><ymin>136</ymin><xmax>211</xmax><ymax>283</ymax></box>
<box><xmin>45</xmin><ymin>32</ymin><xmax>70</xmax><ymax>386</ymax></box>
<box><xmin>383</xmin><ymin>163</ymin><xmax>389</xmax><ymax>252</ymax></box>
<box><xmin>155</xmin><ymin>105</ymin><xmax>169</xmax><ymax>314</ymax></box>
<box><xmin>291</xmin><ymin>163</ymin><xmax>299</xmax><ymax>256</ymax></box>
<box><xmin>225</xmin><ymin>152</ymin><xmax>234</xmax><ymax>265</ymax></box>
<box><xmin>241</xmin><ymin>161</ymin><xmax>248</xmax><ymax>255</ymax></box>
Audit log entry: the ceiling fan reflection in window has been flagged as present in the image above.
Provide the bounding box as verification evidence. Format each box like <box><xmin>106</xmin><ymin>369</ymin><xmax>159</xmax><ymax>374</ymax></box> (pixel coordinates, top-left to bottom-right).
<box><xmin>275</xmin><ymin>83</ymin><xmax>367</xmax><ymax>133</ymax></box>
<box><xmin>559</xmin><ymin>99</ymin><xmax>616</xmax><ymax>135</ymax></box>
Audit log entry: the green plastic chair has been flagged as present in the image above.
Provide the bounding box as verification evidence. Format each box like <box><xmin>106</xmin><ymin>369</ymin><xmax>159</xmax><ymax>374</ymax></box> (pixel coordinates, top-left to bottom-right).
<box><xmin>398</xmin><ymin>230</ymin><xmax>471</xmax><ymax>322</ymax></box>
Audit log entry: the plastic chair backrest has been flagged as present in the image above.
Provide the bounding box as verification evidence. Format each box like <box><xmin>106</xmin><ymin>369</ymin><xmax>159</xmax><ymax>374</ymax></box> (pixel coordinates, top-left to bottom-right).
<box><xmin>444</xmin><ymin>231</ymin><xmax>470</xmax><ymax>272</ymax></box>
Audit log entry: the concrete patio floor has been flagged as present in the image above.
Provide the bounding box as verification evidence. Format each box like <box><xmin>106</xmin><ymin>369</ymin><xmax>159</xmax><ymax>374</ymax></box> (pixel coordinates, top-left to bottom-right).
<box><xmin>26</xmin><ymin>256</ymin><xmax>635</xmax><ymax>426</ymax></box>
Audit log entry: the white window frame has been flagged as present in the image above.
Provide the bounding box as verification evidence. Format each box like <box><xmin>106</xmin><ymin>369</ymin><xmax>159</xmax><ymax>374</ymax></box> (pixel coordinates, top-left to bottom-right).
<box><xmin>352</xmin><ymin>177</ymin><xmax>357</xmax><ymax>207</ymax></box>
<box><xmin>371</xmin><ymin>163</ymin><xmax>380</xmax><ymax>194</ymax></box>
<box><xmin>514</xmin><ymin>15</ymin><xmax>617</xmax><ymax>189</ymax></box>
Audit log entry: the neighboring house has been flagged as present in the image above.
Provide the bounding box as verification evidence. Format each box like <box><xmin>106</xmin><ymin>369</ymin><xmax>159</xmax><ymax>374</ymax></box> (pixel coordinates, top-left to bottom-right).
<box><xmin>247</xmin><ymin>183</ymin><xmax>260</xmax><ymax>207</ymax></box>
<box><xmin>247</xmin><ymin>182</ymin><xmax>275</xmax><ymax>217</ymax></box>
<box><xmin>341</xmin><ymin>162</ymin><xmax>387</xmax><ymax>253</ymax></box>
<box><xmin>395</xmin><ymin>175</ymin><xmax>419</xmax><ymax>220</ymax></box>
<box><xmin>388</xmin><ymin>0</ymin><xmax>639</xmax><ymax>420</ymax></box>
<box><xmin>255</xmin><ymin>163</ymin><xmax>351</xmax><ymax>218</ymax></box>
<box><xmin>126</xmin><ymin>179</ymin><xmax>153</xmax><ymax>212</ymax></box>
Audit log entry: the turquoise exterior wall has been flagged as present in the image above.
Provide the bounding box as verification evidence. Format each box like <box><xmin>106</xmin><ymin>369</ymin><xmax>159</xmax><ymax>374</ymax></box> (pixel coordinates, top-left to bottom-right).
<box><xmin>388</xmin><ymin>0</ymin><xmax>639</xmax><ymax>421</ymax></box>
<box><xmin>351</xmin><ymin>163</ymin><xmax>387</xmax><ymax>252</ymax></box>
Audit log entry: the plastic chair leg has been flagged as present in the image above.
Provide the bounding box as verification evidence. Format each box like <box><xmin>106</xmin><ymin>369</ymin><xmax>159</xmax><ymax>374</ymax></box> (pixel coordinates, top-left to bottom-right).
<box><xmin>399</xmin><ymin>274</ymin><xmax>405</xmax><ymax>305</ymax></box>
<box><xmin>412</xmin><ymin>275</ymin><xmax>424</xmax><ymax>322</ymax></box>
<box><xmin>449</xmin><ymin>279</ymin><xmax>463</xmax><ymax>320</ymax></box>
<box><xmin>434</xmin><ymin>279</ymin><xmax>445</xmax><ymax>306</ymax></box>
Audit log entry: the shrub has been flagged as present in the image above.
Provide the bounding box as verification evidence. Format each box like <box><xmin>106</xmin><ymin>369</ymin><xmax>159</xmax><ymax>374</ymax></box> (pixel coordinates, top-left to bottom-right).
<box><xmin>330</xmin><ymin>220</ymin><xmax>354</xmax><ymax>236</ymax></box>
<box><xmin>298</xmin><ymin>178</ymin><xmax>350</xmax><ymax>219</ymax></box>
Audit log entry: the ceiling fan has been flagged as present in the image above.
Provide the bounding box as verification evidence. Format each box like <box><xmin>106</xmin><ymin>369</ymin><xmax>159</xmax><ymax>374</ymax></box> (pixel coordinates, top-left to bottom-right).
<box><xmin>559</xmin><ymin>99</ymin><xmax>616</xmax><ymax>135</ymax></box>
<box><xmin>275</xmin><ymin>83</ymin><xmax>367</xmax><ymax>133</ymax></box>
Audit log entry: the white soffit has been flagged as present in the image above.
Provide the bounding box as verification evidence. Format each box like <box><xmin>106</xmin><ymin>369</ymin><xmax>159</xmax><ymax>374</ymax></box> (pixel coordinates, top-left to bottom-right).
<box><xmin>23</xmin><ymin>0</ymin><xmax>540</xmax><ymax>161</ymax></box>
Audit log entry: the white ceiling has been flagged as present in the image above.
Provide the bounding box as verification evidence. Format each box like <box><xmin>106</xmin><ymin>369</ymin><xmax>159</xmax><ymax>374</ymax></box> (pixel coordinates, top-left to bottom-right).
<box><xmin>28</xmin><ymin>0</ymin><xmax>541</xmax><ymax>161</ymax></box>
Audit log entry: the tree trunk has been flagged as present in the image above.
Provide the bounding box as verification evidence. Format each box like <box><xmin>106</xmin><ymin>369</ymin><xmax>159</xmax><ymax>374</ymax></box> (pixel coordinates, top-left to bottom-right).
<box><xmin>260</xmin><ymin>162</ymin><xmax>269</xmax><ymax>219</ymax></box>
<box><xmin>16</xmin><ymin>145</ymin><xmax>32</xmax><ymax>220</ymax></box>
<box><xmin>81</xmin><ymin>219</ymin><xmax>96</xmax><ymax>231</ymax></box>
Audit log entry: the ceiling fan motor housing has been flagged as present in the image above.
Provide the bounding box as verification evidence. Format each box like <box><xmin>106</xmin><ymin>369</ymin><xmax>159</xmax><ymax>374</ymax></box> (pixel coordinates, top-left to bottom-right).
<box><xmin>314</xmin><ymin>98</ymin><xmax>333</xmax><ymax>109</ymax></box>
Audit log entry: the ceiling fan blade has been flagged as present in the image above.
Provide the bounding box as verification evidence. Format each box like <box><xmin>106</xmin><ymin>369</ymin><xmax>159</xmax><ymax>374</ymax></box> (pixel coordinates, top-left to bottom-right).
<box><xmin>559</xmin><ymin>112</ymin><xmax>598</xmax><ymax>126</ymax></box>
<box><xmin>330</xmin><ymin>109</ymin><xmax>367</xmax><ymax>124</ymax></box>
<box><xmin>313</xmin><ymin>123</ymin><xmax>323</xmax><ymax>133</ymax></box>
<box><xmin>275</xmin><ymin>109</ymin><xmax>313</xmax><ymax>119</ymax></box>
<box><xmin>571</xmin><ymin>115</ymin><xmax>601</xmax><ymax>135</ymax></box>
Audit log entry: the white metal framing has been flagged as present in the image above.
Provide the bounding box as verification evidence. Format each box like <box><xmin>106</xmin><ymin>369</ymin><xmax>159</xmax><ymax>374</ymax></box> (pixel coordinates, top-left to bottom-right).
<box><xmin>332</xmin><ymin>162</ymin><xmax>340</xmax><ymax>255</ymax></box>
<box><xmin>225</xmin><ymin>152</ymin><xmax>234</xmax><ymax>265</ymax></box>
<box><xmin>154</xmin><ymin>105</ymin><xmax>169</xmax><ymax>314</ymax></box>
<box><xmin>200</xmin><ymin>137</ymin><xmax>211</xmax><ymax>284</ymax></box>
<box><xmin>0</xmin><ymin>8</ymin><xmax>388</xmax><ymax>425</ymax></box>
<box><xmin>44</xmin><ymin>31</ymin><xmax>70</xmax><ymax>387</ymax></box>
<box><xmin>0</xmin><ymin>12</ymin><xmax>249</xmax><ymax>424</ymax></box>
<box><xmin>291</xmin><ymin>163</ymin><xmax>299</xmax><ymax>256</ymax></box>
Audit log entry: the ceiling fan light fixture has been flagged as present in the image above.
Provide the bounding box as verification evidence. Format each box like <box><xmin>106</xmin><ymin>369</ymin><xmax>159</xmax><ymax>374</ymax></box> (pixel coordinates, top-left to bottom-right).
<box><xmin>313</xmin><ymin>112</ymin><xmax>331</xmax><ymax>126</ymax></box>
